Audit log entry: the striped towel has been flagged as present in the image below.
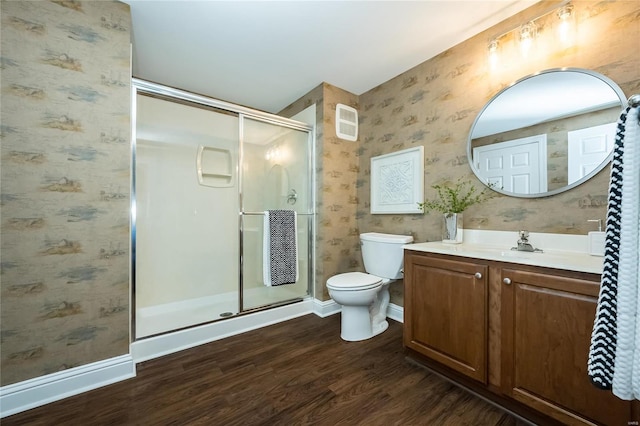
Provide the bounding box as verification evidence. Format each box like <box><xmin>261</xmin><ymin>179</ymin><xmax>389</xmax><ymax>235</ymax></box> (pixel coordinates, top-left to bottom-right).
<box><xmin>588</xmin><ymin>104</ymin><xmax>640</xmax><ymax>400</ymax></box>
<box><xmin>588</xmin><ymin>107</ymin><xmax>628</xmax><ymax>390</ymax></box>
<box><xmin>263</xmin><ymin>210</ymin><xmax>298</xmax><ymax>286</ymax></box>
<box><xmin>612</xmin><ymin>105</ymin><xmax>640</xmax><ymax>399</ymax></box>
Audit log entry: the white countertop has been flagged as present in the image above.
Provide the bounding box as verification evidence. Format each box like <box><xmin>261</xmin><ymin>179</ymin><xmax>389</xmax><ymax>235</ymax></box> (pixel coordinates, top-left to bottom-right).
<box><xmin>404</xmin><ymin>230</ymin><xmax>603</xmax><ymax>274</ymax></box>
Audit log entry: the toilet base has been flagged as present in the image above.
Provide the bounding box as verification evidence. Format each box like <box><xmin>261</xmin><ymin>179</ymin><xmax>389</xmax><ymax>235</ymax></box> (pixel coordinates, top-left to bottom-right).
<box><xmin>336</xmin><ymin>282</ymin><xmax>392</xmax><ymax>342</ymax></box>
<box><xmin>340</xmin><ymin>305</ymin><xmax>374</xmax><ymax>341</ymax></box>
<box><xmin>339</xmin><ymin>310</ymin><xmax>389</xmax><ymax>342</ymax></box>
<box><xmin>372</xmin><ymin>319</ymin><xmax>388</xmax><ymax>337</ymax></box>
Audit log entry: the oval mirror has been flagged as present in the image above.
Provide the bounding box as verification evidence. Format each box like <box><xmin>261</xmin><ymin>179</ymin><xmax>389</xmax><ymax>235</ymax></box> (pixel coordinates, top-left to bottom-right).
<box><xmin>467</xmin><ymin>68</ymin><xmax>627</xmax><ymax>198</ymax></box>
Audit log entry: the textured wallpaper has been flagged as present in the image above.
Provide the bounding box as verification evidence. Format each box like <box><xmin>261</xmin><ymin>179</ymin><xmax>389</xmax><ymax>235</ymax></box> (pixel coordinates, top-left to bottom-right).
<box><xmin>0</xmin><ymin>0</ymin><xmax>131</xmax><ymax>386</ymax></box>
<box><xmin>280</xmin><ymin>83</ymin><xmax>361</xmax><ymax>300</ymax></box>
<box><xmin>357</xmin><ymin>0</ymin><xmax>640</xmax><ymax>305</ymax></box>
<box><xmin>284</xmin><ymin>0</ymin><xmax>640</xmax><ymax>305</ymax></box>
<box><xmin>358</xmin><ymin>0</ymin><xmax>640</xmax><ymax>240</ymax></box>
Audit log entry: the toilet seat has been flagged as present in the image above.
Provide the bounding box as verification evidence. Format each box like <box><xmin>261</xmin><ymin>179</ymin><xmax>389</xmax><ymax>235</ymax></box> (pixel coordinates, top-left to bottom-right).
<box><xmin>327</xmin><ymin>272</ymin><xmax>382</xmax><ymax>291</ymax></box>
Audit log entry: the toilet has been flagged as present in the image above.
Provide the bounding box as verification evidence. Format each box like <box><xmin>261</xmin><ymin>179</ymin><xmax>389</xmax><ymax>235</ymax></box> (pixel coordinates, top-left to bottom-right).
<box><xmin>326</xmin><ymin>232</ymin><xmax>413</xmax><ymax>341</ymax></box>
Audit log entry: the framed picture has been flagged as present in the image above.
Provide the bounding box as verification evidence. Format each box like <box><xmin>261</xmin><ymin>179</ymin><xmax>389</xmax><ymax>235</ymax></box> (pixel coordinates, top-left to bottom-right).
<box><xmin>370</xmin><ymin>146</ymin><xmax>424</xmax><ymax>214</ymax></box>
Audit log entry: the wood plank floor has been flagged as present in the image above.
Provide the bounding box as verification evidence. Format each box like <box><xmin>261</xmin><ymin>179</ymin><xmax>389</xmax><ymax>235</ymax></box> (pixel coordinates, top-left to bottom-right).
<box><xmin>3</xmin><ymin>314</ymin><xmax>529</xmax><ymax>425</ymax></box>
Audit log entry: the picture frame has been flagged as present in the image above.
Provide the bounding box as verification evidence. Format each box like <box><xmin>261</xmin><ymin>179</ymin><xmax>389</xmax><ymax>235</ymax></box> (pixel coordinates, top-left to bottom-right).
<box><xmin>370</xmin><ymin>146</ymin><xmax>424</xmax><ymax>214</ymax></box>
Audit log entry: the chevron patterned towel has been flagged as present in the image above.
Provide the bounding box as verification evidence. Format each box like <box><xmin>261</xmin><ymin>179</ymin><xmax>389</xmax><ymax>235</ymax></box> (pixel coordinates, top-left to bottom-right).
<box><xmin>587</xmin><ymin>107</ymin><xmax>628</xmax><ymax>390</ymax></box>
<box><xmin>588</xmin><ymin>104</ymin><xmax>640</xmax><ymax>400</ymax></box>
<box><xmin>611</xmin><ymin>105</ymin><xmax>640</xmax><ymax>400</ymax></box>
<box><xmin>263</xmin><ymin>210</ymin><xmax>298</xmax><ymax>286</ymax></box>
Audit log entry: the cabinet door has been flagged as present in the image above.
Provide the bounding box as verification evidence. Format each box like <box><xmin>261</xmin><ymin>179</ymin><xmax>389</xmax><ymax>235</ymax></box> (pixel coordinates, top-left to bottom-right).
<box><xmin>501</xmin><ymin>268</ymin><xmax>632</xmax><ymax>425</ymax></box>
<box><xmin>404</xmin><ymin>253</ymin><xmax>488</xmax><ymax>383</ymax></box>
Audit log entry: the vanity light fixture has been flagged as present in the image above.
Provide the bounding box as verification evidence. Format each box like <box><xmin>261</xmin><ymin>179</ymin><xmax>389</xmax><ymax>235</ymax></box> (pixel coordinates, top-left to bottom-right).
<box><xmin>487</xmin><ymin>1</ymin><xmax>574</xmax><ymax>67</ymax></box>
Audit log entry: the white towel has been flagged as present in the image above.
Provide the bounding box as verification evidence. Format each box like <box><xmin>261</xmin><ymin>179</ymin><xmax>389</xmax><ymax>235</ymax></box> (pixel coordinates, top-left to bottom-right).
<box><xmin>263</xmin><ymin>210</ymin><xmax>298</xmax><ymax>286</ymax></box>
<box><xmin>612</xmin><ymin>106</ymin><xmax>640</xmax><ymax>400</ymax></box>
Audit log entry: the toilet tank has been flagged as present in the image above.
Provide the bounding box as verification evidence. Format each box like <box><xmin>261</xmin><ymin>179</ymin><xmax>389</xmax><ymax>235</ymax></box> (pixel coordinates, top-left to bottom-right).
<box><xmin>360</xmin><ymin>232</ymin><xmax>413</xmax><ymax>279</ymax></box>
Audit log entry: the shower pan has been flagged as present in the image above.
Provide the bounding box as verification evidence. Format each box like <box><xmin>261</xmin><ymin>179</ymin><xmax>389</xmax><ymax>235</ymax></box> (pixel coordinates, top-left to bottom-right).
<box><xmin>132</xmin><ymin>79</ymin><xmax>314</xmax><ymax>339</ymax></box>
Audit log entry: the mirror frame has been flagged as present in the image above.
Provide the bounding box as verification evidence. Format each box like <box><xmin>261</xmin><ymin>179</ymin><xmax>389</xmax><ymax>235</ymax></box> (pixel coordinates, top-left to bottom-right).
<box><xmin>467</xmin><ymin>67</ymin><xmax>628</xmax><ymax>198</ymax></box>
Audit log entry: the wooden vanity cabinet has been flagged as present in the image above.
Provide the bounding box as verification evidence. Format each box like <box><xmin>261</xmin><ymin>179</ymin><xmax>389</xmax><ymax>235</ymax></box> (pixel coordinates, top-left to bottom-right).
<box><xmin>404</xmin><ymin>250</ymin><xmax>635</xmax><ymax>426</ymax></box>
<box><xmin>403</xmin><ymin>252</ymin><xmax>488</xmax><ymax>383</ymax></box>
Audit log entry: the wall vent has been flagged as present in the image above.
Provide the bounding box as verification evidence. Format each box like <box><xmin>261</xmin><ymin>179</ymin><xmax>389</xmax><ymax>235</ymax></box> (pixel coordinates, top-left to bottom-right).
<box><xmin>335</xmin><ymin>103</ymin><xmax>358</xmax><ymax>142</ymax></box>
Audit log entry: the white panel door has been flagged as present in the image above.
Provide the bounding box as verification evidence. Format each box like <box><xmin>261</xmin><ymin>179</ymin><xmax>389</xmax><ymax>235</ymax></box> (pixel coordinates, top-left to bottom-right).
<box><xmin>473</xmin><ymin>134</ymin><xmax>547</xmax><ymax>194</ymax></box>
<box><xmin>568</xmin><ymin>122</ymin><xmax>616</xmax><ymax>184</ymax></box>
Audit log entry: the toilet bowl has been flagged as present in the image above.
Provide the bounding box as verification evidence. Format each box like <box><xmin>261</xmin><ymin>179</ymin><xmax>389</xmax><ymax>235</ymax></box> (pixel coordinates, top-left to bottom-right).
<box><xmin>326</xmin><ymin>272</ymin><xmax>388</xmax><ymax>341</ymax></box>
<box><xmin>327</xmin><ymin>232</ymin><xmax>413</xmax><ymax>341</ymax></box>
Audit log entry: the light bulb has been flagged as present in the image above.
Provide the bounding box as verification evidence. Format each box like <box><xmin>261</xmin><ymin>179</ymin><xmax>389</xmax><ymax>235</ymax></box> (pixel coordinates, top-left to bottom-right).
<box><xmin>488</xmin><ymin>39</ymin><xmax>499</xmax><ymax>70</ymax></box>
<box><xmin>557</xmin><ymin>4</ymin><xmax>574</xmax><ymax>44</ymax></box>
<box><xmin>519</xmin><ymin>21</ymin><xmax>537</xmax><ymax>57</ymax></box>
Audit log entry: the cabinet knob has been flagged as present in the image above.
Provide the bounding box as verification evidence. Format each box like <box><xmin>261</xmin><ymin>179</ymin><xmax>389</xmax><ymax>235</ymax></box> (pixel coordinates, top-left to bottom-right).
<box><xmin>475</xmin><ymin>272</ymin><xmax>482</xmax><ymax>279</ymax></box>
<box><xmin>503</xmin><ymin>278</ymin><xmax>512</xmax><ymax>285</ymax></box>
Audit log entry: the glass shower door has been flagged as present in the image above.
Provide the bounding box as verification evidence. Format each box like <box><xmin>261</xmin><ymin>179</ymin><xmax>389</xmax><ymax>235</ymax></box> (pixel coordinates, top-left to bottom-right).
<box><xmin>241</xmin><ymin>116</ymin><xmax>312</xmax><ymax>311</ymax></box>
<box><xmin>135</xmin><ymin>93</ymin><xmax>240</xmax><ymax>338</ymax></box>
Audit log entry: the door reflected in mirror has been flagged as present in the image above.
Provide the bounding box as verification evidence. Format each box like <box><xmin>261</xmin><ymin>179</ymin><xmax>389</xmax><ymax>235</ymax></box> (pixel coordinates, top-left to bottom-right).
<box><xmin>467</xmin><ymin>68</ymin><xmax>626</xmax><ymax>198</ymax></box>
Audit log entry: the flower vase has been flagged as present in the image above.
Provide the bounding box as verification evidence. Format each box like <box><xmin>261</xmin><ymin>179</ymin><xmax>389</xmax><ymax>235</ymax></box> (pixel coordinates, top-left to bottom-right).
<box><xmin>442</xmin><ymin>212</ymin><xmax>463</xmax><ymax>244</ymax></box>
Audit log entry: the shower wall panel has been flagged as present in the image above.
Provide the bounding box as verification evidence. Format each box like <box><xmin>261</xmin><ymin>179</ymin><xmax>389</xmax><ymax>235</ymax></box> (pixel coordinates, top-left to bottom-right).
<box><xmin>136</xmin><ymin>140</ymin><xmax>239</xmax><ymax>307</ymax></box>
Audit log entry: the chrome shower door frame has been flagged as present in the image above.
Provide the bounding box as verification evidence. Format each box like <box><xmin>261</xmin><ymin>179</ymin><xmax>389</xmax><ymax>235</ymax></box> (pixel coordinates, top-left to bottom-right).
<box><xmin>131</xmin><ymin>78</ymin><xmax>315</xmax><ymax>340</ymax></box>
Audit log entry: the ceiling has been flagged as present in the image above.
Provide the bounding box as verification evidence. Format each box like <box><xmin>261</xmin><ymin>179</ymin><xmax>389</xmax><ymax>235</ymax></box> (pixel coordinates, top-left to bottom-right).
<box><xmin>124</xmin><ymin>0</ymin><xmax>539</xmax><ymax>114</ymax></box>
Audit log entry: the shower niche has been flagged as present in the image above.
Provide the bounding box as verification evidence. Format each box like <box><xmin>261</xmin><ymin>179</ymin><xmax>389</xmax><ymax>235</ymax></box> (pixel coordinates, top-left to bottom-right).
<box><xmin>197</xmin><ymin>145</ymin><xmax>233</xmax><ymax>187</ymax></box>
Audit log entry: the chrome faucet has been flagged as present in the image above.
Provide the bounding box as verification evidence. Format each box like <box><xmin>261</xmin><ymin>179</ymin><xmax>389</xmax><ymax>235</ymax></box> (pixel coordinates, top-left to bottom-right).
<box><xmin>512</xmin><ymin>230</ymin><xmax>543</xmax><ymax>253</ymax></box>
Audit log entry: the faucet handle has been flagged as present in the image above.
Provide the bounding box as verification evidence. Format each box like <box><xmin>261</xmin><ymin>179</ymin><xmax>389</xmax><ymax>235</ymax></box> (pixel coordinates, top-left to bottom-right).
<box><xmin>518</xmin><ymin>230</ymin><xmax>529</xmax><ymax>241</ymax></box>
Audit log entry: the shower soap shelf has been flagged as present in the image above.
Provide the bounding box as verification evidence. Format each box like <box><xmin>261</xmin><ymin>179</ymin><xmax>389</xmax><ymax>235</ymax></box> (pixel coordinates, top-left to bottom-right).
<box><xmin>196</xmin><ymin>145</ymin><xmax>233</xmax><ymax>187</ymax></box>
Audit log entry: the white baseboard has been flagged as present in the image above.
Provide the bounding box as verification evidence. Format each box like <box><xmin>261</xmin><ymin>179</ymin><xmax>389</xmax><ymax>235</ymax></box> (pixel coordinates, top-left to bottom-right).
<box><xmin>312</xmin><ymin>298</ymin><xmax>341</xmax><ymax>317</ymax></box>
<box><xmin>387</xmin><ymin>303</ymin><xmax>404</xmax><ymax>323</ymax></box>
<box><xmin>0</xmin><ymin>354</ymin><xmax>135</xmax><ymax>418</ymax></box>
<box><xmin>131</xmin><ymin>298</ymin><xmax>314</xmax><ymax>363</ymax></box>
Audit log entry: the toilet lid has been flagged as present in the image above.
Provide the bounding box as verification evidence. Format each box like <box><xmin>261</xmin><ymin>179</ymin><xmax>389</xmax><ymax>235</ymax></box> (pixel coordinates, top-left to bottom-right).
<box><xmin>326</xmin><ymin>272</ymin><xmax>382</xmax><ymax>290</ymax></box>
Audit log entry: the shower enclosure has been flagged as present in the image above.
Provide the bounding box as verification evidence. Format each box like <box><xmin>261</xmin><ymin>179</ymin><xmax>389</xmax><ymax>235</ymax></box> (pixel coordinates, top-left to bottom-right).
<box><xmin>132</xmin><ymin>79</ymin><xmax>314</xmax><ymax>339</ymax></box>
